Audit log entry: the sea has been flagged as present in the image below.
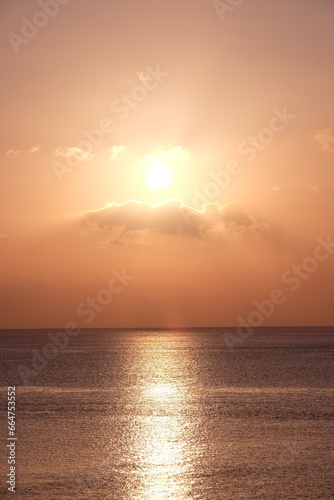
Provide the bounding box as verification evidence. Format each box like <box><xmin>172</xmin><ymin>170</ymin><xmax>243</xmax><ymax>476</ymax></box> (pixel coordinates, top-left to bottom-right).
<box><xmin>0</xmin><ymin>327</ymin><xmax>334</xmax><ymax>499</ymax></box>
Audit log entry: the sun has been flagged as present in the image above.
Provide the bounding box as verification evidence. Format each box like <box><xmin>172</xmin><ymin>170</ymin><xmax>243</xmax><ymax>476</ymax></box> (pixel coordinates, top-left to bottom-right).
<box><xmin>146</xmin><ymin>163</ymin><xmax>173</xmax><ymax>190</ymax></box>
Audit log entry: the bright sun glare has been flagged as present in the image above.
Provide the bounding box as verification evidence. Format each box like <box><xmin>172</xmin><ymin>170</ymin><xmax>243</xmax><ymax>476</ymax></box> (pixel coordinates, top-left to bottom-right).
<box><xmin>146</xmin><ymin>163</ymin><xmax>173</xmax><ymax>190</ymax></box>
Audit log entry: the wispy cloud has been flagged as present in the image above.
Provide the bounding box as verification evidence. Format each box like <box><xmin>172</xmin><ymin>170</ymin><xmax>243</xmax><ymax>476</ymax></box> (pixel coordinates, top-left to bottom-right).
<box><xmin>3</xmin><ymin>145</ymin><xmax>43</xmax><ymax>157</ymax></box>
<box><xmin>4</xmin><ymin>149</ymin><xmax>20</xmax><ymax>157</ymax></box>
<box><xmin>28</xmin><ymin>144</ymin><xmax>43</xmax><ymax>154</ymax></box>
<box><xmin>52</xmin><ymin>146</ymin><xmax>94</xmax><ymax>162</ymax></box>
<box><xmin>137</xmin><ymin>70</ymin><xmax>153</xmax><ymax>83</ymax></box>
<box><xmin>108</xmin><ymin>145</ymin><xmax>127</xmax><ymax>161</ymax></box>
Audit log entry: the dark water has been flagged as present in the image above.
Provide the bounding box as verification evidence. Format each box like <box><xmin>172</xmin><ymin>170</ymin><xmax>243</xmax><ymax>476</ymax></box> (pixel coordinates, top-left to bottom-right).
<box><xmin>0</xmin><ymin>328</ymin><xmax>334</xmax><ymax>499</ymax></box>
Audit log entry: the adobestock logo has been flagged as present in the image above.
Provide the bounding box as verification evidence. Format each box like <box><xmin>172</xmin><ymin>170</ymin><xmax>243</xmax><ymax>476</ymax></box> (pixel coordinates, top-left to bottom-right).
<box><xmin>76</xmin><ymin>268</ymin><xmax>135</xmax><ymax>324</ymax></box>
<box><xmin>7</xmin><ymin>0</ymin><xmax>71</xmax><ymax>55</ymax></box>
<box><xmin>224</xmin><ymin>235</ymin><xmax>334</xmax><ymax>351</ymax></box>
<box><xmin>17</xmin><ymin>268</ymin><xmax>135</xmax><ymax>385</ymax></box>
<box><xmin>190</xmin><ymin>107</ymin><xmax>296</xmax><ymax>211</ymax></box>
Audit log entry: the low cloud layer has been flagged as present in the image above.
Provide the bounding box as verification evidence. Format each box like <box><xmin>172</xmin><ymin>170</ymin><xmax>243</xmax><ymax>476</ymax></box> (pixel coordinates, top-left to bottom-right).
<box><xmin>74</xmin><ymin>199</ymin><xmax>264</xmax><ymax>243</ymax></box>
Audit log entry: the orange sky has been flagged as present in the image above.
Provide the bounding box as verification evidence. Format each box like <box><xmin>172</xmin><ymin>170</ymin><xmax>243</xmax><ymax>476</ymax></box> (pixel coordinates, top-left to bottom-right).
<box><xmin>1</xmin><ymin>0</ymin><xmax>334</xmax><ymax>328</ymax></box>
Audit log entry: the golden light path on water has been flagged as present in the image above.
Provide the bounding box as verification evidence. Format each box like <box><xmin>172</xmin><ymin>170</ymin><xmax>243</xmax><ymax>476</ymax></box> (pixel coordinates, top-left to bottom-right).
<box><xmin>128</xmin><ymin>335</ymin><xmax>193</xmax><ymax>499</ymax></box>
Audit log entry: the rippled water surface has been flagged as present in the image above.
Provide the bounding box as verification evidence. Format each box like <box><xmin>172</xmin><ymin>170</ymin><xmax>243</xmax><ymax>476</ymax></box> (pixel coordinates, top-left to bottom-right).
<box><xmin>1</xmin><ymin>328</ymin><xmax>334</xmax><ymax>499</ymax></box>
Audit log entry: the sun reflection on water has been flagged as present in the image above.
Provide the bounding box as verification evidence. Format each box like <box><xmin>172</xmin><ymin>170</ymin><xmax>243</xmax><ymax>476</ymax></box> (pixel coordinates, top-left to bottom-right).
<box><xmin>132</xmin><ymin>338</ymin><xmax>193</xmax><ymax>499</ymax></box>
<box><xmin>137</xmin><ymin>417</ymin><xmax>190</xmax><ymax>498</ymax></box>
<box><xmin>145</xmin><ymin>382</ymin><xmax>178</xmax><ymax>399</ymax></box>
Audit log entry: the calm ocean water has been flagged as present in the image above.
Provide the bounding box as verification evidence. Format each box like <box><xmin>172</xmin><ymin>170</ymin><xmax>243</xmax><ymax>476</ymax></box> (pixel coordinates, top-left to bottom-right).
<box><xmin>0</xmin><ymin>328</ymin><xmax>334</xmax><ymax>499</ymax></box>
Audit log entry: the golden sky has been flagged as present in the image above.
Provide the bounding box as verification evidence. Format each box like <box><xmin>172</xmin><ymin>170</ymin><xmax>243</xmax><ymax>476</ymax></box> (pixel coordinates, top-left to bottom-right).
<box><xmin>1</xmin><ymin>0</ymin><xmax>334</xmax><ymax>328</ymax></box>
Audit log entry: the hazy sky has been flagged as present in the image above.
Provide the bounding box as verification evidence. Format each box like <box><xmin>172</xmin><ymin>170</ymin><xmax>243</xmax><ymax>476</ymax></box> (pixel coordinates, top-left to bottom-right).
<box><xmin>1</xmin><ymin>0</ymin><xmax>334</xmax><ymax>328</ymax></box>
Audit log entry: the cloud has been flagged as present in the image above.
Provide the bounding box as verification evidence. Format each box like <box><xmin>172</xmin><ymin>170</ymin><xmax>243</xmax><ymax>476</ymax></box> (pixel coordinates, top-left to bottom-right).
<box><xmin>137</xmin><ymin>70</ymin><xmax>153</xmax><ymax>83</ymax></box>
<box><xmin>3</xmin><ymin>145</ymin><xmax>43</xmax><ymax>157</ymax></box>
<box><xmin>108</xmin><ymin>145</ymin><xmax>127</xmax><ymax>161</ymax></box>
<box><xmin>52</xmin><ymin>146</ymin><xmax>94</xmax><ymax>162</ymax></box>
<box><xmin>313</xmin><ymin>128</ymin><xmax>334</xmax><ymax>153</ymax></box>
<box><xmin>73</xmin><ymin>199</ymin><xmax>264</xmax><ymax>244</ymax></box>
<box><xmin>4</xmin><ymin>149</ymin><xmax>20</xmax><ymax>157</ymax></box>
<box><xmin>28</xmin><ymin>144</ymin><xmax>43</xmax><ymax>154</ymax></box>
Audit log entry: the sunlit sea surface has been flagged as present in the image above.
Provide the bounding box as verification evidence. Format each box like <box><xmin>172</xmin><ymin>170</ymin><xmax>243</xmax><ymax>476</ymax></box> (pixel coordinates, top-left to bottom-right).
<box><xmin>0</xmin><ymin>327</ymin><xmax>334</xmax><ymax>499</ymax></box>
